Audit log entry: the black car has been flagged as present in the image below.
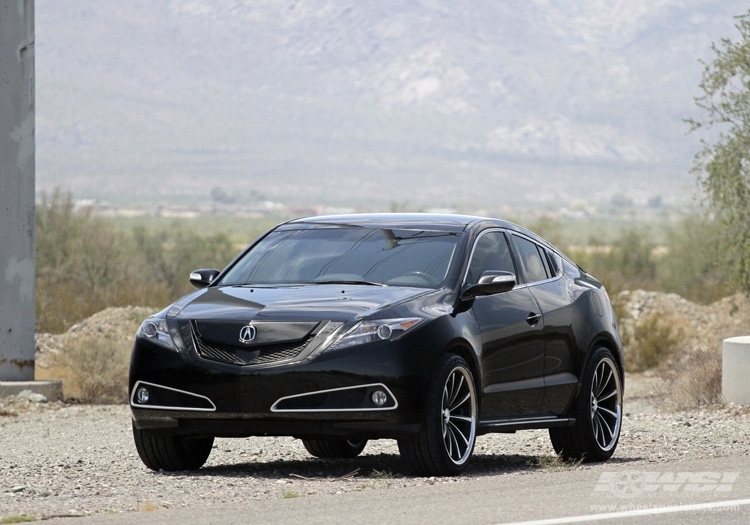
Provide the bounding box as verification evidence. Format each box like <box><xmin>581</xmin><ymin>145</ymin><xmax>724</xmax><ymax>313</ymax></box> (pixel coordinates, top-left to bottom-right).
<box><xmin>129</xmin><ymin>213</ymin><xmax>623</xmax><ymax>476</ymax></box>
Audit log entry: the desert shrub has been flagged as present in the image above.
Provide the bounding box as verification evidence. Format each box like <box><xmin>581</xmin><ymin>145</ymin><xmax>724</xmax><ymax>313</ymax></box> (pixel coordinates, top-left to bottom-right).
<box><xmin>658</xmin><ymin>215</ymin><xmax>731</xmax><ymax>304</ymax></box>
<box><xmin>48</xmin><ymin>335</ymin><xmax>131</xmax><ymax>403</ymax></box>
<box><xmin>132</xmin><ymin>223</ymin><xmax>237</xmax><ymax>300</ymax></box>
<box><xmin>663</xmin><ymin>347</ymin><xmax>723</xmax><ymax>408</ymax></box>
<box><xmin>623</xmin><ymin>312</ymin><xmax>689</xmax><ymax>373</ymax></box>
<box><xmin>571</xmin><ymin>227</ymin><xmax>660</xmax><ymax>293</ymax></box>
<box><xmin>36</xmin><ymin>191</ymin><xmax>159</xmax><ymax>333</ymax></box>
<box><xmin>36</xmin><ymin>306</ymin><xmax>156</xmax><ymax>403</ymax></box>
<box><xmin>527</xmin><ymin>217</ymin><xmax>570</xmax><ymax>250</ymax></box>
<box><xmin>36</xmin><ymin>190</ymin><xmax>239</xmax><ymax>333</ymax></box>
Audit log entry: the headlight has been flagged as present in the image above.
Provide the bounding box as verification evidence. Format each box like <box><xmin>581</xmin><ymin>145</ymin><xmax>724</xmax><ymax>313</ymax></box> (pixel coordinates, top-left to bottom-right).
<box><xmin>137</xmin><ymin>305</ymin><xmax>185</xmax><ymax>352</ymax></box>
<box><xmin>137</xmin><ymin>317</ymin><xmax>177</xmax><ymax>351</ymax></box>
<box><xmin>324</xmin><ymin>317</ymin><xmax>423</xmax><ymax>352</ymax></box>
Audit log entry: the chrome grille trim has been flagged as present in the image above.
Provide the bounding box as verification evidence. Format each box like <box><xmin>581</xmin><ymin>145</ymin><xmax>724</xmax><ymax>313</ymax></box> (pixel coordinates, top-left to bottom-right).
<box><xmin>194</xmin><ymin>333</ymin><xmax>313</xmax><ymax>366</ymax></box>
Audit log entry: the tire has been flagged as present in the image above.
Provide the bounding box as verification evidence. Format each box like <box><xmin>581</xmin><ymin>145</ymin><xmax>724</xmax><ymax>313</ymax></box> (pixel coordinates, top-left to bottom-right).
<box><xmin>549</xmin><ymin>347</ymin><xmax>623</xmax><ymax>462</ymax></box>
<box><xmin>398</xmin><ymin>354</ymin><xmax>478</xmax><ymax>476</ymax></box>
<box><xmin>302</xmin><ymin>439</ymin><xmax>368</xmax><ymax>458</ymax></box>
<box><xmin>132</xmin><ymin>422</ymin><xmax>214</xmax><ymax>471</ymax></box>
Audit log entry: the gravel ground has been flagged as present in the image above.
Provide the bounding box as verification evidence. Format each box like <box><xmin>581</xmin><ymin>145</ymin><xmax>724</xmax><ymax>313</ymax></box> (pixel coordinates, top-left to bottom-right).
<box><xmin>1</xmin><ymin>374</ymin><xmax>750</xmax><ymax>521</ymax></box>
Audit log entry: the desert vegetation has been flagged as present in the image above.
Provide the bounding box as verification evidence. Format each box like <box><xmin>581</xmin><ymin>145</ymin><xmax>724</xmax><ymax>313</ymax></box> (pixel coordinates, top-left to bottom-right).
<box><xmin>36</xmin><ymin>190</ymin><xmax>240</xmax><ymax>334</ymax></box>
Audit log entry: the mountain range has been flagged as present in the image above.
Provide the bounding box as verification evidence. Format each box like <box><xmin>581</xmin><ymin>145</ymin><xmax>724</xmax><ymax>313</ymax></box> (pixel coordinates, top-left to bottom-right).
<box><xmin>34</xmin><ymin>0</ymin><xmax>749</xmax><ymax>210</ymax></box>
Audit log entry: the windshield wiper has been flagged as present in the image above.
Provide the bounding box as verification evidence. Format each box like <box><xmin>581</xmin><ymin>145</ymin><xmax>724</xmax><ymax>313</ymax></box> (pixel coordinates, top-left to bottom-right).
<box><xmin>312</xmin><ymin>280</ymin><xmax>385</xmax><ymax>286</ymax></box>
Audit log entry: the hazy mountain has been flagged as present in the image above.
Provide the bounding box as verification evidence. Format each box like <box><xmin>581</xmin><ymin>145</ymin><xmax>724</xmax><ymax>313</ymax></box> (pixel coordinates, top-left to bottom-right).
<box><xmin>35</xmin><ymin>0</ymin><xmax>748</xmax><ymax>210</ymax></box>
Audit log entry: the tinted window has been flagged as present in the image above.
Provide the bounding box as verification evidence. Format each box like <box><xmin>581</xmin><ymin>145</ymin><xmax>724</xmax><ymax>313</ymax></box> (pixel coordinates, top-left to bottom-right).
<box><xmin>545</xmin><ymin>249</ymin><xmax>562</xmax><ymax>277</ymax></box>
<box><xmin>512</xmin><ymin>235</ymin><xmax>549</xmax><ymax>283</ymax></box>
<box><xmin>220</xmin><ymin>227</ymin><xmax>459</xmax><ymax>288</ymax></box>
<box><xmin>466</xmin><ymin>231</ymin><xmax>516</xmax><ymax>285</ymax></box>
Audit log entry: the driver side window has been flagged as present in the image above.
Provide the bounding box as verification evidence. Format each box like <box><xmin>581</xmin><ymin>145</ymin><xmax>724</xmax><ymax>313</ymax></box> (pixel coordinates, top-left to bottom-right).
<box><xmin>466</xmin><ymin>231</ymin><xmax>516</xmax><ymax>285</ymax></box>
<box><xmin>512</xmin><ymin>235</ymin><xmax>549</xmax><ymax>283</ymax></box>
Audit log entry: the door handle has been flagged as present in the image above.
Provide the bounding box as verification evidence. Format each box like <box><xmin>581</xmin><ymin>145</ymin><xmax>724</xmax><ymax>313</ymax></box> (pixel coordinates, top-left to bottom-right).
<box><xmin>526</xmin><ymin>312</ymin><xmax>541</xmax><ymax>326</ymax></box>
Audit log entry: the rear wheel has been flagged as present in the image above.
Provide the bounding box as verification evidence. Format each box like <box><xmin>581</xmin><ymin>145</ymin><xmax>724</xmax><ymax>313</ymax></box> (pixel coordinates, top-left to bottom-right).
<box><xmin>132</xmin><ymin>422</ymin><xmax>214</xmax><ymax>471</ymax></box>
<box><xmin>399</xmin><ymin>354</ymin><xmax>477</xmax><ymax>476</ymax></box>
<box><xmin>549</xmin><ymin>347</ymin><xmax>623</xmax><ymax>462</ymax></box>
<box><xmin>302</xmin><ymin>439</ymin><xmax>368</xmax><ymax>458</ymax></box>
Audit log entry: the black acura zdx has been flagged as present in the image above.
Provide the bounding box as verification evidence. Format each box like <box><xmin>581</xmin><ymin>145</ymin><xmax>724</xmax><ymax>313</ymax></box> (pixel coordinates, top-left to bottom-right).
<box><xmin>129</xmin><ymin>213</ymin><xmax>624</xmax><ymax>476</ymax></box>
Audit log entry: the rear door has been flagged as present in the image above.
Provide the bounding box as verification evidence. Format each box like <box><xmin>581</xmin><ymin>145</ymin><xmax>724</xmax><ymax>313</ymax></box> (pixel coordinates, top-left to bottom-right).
<box><xmin>511</xmin><ymin>235</ymin><xmax>579</xmax><ymax>415</ymax></box>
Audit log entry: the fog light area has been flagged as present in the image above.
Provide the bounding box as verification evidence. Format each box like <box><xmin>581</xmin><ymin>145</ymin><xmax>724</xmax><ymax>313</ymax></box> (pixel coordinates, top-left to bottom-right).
<box><xmin>371</xmin><ymin>390</ymin><xmax>388</xmax><ymax>406</ymax></box>
<box><xmin>136</xmin><ymin>387</ymin><xmax>150</xmax><ymax>404</ymax></box>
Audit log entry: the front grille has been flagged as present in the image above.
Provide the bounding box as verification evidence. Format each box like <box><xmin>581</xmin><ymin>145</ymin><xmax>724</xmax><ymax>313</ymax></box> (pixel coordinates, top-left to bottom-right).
<box><xmin>194</xmin><ymin>334</ymin><xmax>313</xmax><ymax>366</ymax></box>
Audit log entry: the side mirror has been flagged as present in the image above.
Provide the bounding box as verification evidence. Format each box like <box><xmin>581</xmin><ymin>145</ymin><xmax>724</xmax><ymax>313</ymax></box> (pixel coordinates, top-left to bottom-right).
<box><xmin>189</xmin><ymin>268</ymin><xmax>220</xmax><ymax>289</ymax></box>
<box><xmin>461</xmin><ymin>271</ymin><xmax>516</xmax><ymax>300</ymax></box>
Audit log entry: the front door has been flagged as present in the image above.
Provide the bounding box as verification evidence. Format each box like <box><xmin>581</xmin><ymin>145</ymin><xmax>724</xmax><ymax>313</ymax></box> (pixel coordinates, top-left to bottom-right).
<box><xmin>465</xmin><ymin>230</ymin><xmax>546</xmax><ymax>419</ymax></box>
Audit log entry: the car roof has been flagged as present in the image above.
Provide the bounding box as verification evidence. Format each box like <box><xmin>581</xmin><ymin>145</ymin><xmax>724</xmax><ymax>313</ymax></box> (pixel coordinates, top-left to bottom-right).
<box><xmin>285</xmin><ymin>213</ymin><xmax>511</xmax><ymax>233</ymax></box>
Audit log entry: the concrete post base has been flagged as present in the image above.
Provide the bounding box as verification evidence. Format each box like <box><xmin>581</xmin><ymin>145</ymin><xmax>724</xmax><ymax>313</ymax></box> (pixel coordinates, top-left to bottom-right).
<box><xmin>0</xmin><ymin>380</ymin><xmax>63</xmax><ymax>401</ymax></box>
<box><xmin>723</xmin><ymin>336</ymin><xmax>750</xmax><ymax>406</ymax></box>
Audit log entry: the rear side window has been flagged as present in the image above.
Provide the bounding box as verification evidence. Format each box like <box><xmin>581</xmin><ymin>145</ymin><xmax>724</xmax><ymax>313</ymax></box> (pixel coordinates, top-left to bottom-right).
<box><xmin>545</xmin><ymin>249</ymin><xmax>562</xmax><ymax>277</ymax></box>
<box><xmin>512</xmin><ymin>235</ymin><xmax>549</xmax><ymax>283</ymax></box>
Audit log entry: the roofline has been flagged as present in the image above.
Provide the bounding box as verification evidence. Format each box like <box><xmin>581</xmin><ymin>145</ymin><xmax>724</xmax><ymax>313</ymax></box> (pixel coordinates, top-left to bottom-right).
<box><xmin>286</xmin><ymin>212</ymin><xmax>495</xmax><ymax>230</ymax></box>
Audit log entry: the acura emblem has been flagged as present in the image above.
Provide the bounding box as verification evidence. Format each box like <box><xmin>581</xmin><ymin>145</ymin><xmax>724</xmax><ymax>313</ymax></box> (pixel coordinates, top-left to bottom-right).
<box><xmin>239</xmin><ymin>325</ymin><xmax>257</xmax><ymax>344</ymax></box>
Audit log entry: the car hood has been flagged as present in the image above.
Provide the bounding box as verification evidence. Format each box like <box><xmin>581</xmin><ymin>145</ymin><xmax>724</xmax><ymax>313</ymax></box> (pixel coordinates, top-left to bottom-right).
<box><xmin>177</xmin><ymin>284</ymin><xmax>435</xmax><ymax>323</ymax></box>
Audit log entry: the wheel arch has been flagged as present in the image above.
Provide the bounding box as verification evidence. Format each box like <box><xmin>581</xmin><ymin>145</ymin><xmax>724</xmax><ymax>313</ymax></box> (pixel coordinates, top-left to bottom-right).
<box><xmin>588</xmin><ymin>334</ymin><xmax>625</xmax><ymax>384</ymax></box>
<box><xmin>561</xmin><ymin>334</ymin><xmax>624</xmax><ymax>418</ymax></box>
<box><xmin>442</xmin><ymin>339</ymin><xmax>483</xmax><ymax>404</ymax></box>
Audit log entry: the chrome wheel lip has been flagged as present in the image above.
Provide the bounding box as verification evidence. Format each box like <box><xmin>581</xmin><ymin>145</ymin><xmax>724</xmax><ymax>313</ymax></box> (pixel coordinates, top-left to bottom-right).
<box><xmin>590</xmin><ymin>357</ymin><xmax>623</xmax><ymax>452</ymax></box>
<box><xmin>440</xmin><ymin>366</ymin><xmax>477</xmax><ymax>465</ymax></box>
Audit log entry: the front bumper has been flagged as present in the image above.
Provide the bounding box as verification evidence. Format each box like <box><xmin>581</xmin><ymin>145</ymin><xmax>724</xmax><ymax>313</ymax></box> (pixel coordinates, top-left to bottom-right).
<box><xmin>128</xmin><ymin>335</ymin><xmax>438</xmax><ymax>440</ymax></box>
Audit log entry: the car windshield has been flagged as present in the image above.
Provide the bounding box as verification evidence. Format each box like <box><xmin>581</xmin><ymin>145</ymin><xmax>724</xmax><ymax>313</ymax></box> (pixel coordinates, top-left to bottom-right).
<box><xmin>219</xmin><ymin>227</ymin><xmax>460</xmax><ymax>288</ymax></box>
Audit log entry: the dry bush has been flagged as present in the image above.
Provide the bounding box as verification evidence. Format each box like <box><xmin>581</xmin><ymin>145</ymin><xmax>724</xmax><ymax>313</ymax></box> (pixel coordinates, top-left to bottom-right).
<box><xmin>37</xmin><ymin>306</ymin><xmax>156</xmax><ymax>404</ymax></box>
<box><xmin>36</xmin><ymin>191</ymin><xmax>165</xmax><ymax>333</ymax></box>
<box><xmin>623</xmin><ymin>312</ymin><xmax>690</xmax><ymax>373</ymax></box>
<box><xmin>47</xmin><ymin>336</ymin><xmax>131</xmax><ymax>403</ymax></box>
<box><xmin>662</xmin><ymin>347</ymin><xmax>724</xmax><ymax>409</ymax></box>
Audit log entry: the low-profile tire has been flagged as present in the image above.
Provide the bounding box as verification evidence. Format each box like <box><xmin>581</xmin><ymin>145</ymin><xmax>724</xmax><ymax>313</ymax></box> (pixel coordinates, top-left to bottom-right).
<box><xmin>302</xmin><ymin>439</ymin><xmax>368</xmax><ymax>458</ymax></box>
<box><xmin>398</xmin><ymin>354</ymin><xmax>477</xmax><ymax>476</ymax></box>
<box><xmin>549</xmin><ymin>347</ymin><xmax>623</xmax><ymax>463</ymax></box>
<box><xmin>133</xmin><ymin>422</ymin><xmax>214</xmax><ymax>471</ymax></box>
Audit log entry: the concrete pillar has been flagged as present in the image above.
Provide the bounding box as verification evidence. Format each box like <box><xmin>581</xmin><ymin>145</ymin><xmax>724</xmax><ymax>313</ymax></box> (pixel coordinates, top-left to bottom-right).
<box><xmin>722</xmin><ymin>336</ymin><xmax>750</xmax><ymax>406</ymax></box>
<box><xmin>0</xmin><ymin>0</ymin><xmax>36</xmax><ymax>381</ymax></box>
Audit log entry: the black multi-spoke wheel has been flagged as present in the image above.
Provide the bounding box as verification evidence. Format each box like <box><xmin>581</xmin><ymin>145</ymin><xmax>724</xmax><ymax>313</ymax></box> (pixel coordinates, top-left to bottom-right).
<box><xmin>550</xmin><ymin>347</ymin><xmax>623</xmax><ymax>462</ymax></box>
<box><xmin>399</xmin><ymin>354</ymin><xmax>477</xmax><ymax>476</ymax></box>
<box><xmin>302</xmin><ymin>439</ymin><xmax>367</xmax><ymax>459</ymax></box>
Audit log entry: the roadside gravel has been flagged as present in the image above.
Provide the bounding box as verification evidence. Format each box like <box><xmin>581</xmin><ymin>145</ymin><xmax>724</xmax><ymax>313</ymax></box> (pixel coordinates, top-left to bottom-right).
<box><xmin>1</xmin><ymin>374</ymin><xmax>749</xmax><ymax>521</ymax></box>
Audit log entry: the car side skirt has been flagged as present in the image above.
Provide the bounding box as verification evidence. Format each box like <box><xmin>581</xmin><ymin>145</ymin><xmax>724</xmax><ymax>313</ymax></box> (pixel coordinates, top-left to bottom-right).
<box><xmin>477</xmin><ymin>416</ymin><xmax>576</xmax><ymax>435</ymax></box>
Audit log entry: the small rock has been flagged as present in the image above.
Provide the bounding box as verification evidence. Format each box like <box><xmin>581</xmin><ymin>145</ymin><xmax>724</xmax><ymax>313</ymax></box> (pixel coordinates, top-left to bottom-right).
<box><xmin>18</xmin><ymin>390</ymin><xmax>48</xmax><ymax>403</ymax></box>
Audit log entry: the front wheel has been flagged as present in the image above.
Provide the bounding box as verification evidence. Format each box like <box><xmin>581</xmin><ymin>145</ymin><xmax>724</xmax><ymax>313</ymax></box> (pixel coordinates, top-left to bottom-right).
<box><xmin>549</xmin><ymin>347</ymin><xmax>623</xmax><ymax>462</ymax></box>
<box><xmin>133</xmin><ymin>422</ymin><xmax>214</xmax><ymax>471</ymax></box>
<box><xmin>302</xmin><ymin>439</ymin><xmax>367</xmax><ymax>458</ymax></box>
<box><xmin>399</xmin><ymin>354</ymin><xmax>478</xmax><ymax>476</ymax></box>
